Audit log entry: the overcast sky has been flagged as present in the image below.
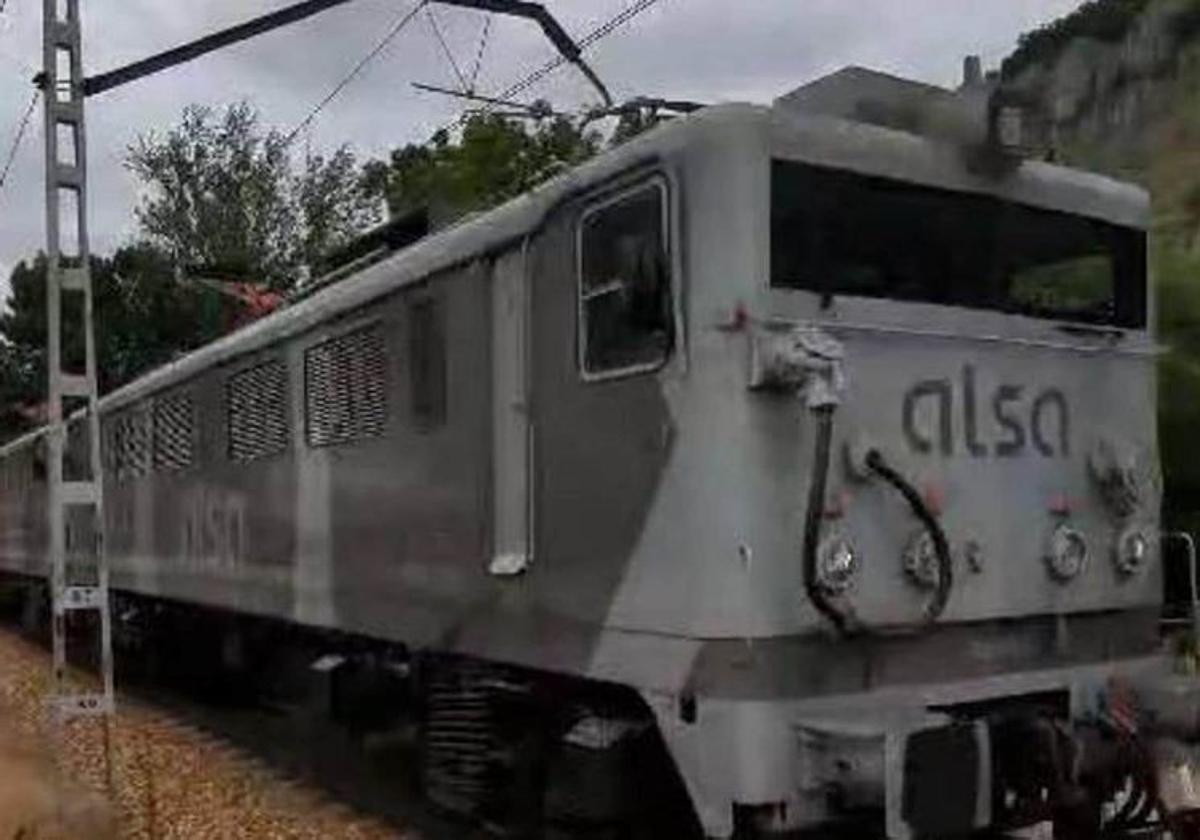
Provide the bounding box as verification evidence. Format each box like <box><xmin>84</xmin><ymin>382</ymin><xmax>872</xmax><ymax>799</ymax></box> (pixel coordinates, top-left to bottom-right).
<box><xmin>0</xmin><ymin>0</ymin><xmax>1082</xmax><ymax>302</ymax></box>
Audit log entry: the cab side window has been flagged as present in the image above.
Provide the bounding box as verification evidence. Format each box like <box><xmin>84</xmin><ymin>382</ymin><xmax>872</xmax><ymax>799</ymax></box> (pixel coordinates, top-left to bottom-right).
<box><xmin>578</xmin><ymin>180</ymin><xmax>673</xmax><ymax>378</ymax></box>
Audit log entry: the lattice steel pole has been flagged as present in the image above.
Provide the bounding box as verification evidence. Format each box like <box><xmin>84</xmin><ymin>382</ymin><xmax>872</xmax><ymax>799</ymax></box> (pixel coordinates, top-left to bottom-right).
<box><xmin>41</xmin><ymin>0</ymin><xmax>115</xmax><ymax>775</ymax></box>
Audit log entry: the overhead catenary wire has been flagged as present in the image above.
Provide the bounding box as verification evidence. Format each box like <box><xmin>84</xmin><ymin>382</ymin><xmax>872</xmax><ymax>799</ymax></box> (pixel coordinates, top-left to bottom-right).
<box><xmin>285</xmin><ymin>0</ymin><xmax>427</xmax><ymax>144</ymax></box>
<box><xmin>436</xmin><ymin>0</ymin><xmax>664</xmax><ymax>136</ymax></box>
<box><xmin>579</xmin><ymin>0</ymin><xmax>663</xmax><ymax>48</ymax></box>
<box><xmin>286</xmin><ymin>0</ymin><xmax>612</xmax><ymax>146</ymax></box>
<box><xmin>467</xmin><ymin>13</ymin><xmax>492</xmax><ymax>93</ymax></box>
<box><xmin>498</xmin><ymin>0</ymin><xmax>662</xmax><ymax>102</ymax></box>
<box><xmin>425</xmin><ymin>6</ymin><xmax>469</xmax><ymax>92</ymax></box>
<box><xmin>0</xmin><ymin>88</ymin><xmax>38</xmax><ymax>195</ymax></box>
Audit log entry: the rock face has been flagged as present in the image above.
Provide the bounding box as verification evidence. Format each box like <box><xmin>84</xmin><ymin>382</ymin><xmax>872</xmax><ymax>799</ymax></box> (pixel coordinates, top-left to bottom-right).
<box><xmin>1007</xmin><ymin>0</ymin><xmax>1200</xmax><ymax>151</ymax></box>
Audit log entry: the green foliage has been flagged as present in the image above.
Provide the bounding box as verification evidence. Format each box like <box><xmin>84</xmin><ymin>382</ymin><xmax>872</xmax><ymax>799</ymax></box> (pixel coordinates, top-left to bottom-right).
<box><xmin>0</xmin><ymin>104</ymin><xmax>604</xmax><ymax>443</ymax></box>
<box><xmin>1155</xmin><ymin>243</ymin><xmax>1200</xmax><ymax>519</ymax></box>
<box><xmin>295</xmin><ymin>146</ymin><xmax>381</xmax><ymax>274</ymax></box>
<box><xmin>363</xmin><ymin>112</ymin><xmax>600</xmax><ymax>222</ymax></box>
<box><xmin>610</xmin><ymin>109</ymin><xmax>666</xmax><ymax>146</ymax></box>
<box><xmin>1002</xmin><ymin>0</ymin><xmax>1155</xmax><ymax>79</ymax></box>
<box><xmin>0</xmin><ymin>244</ymin><xmax>231</xmax><ymax>441</ymax></box>
<box><xmin>1158</xmin><ymin>243</ymin><xmax>1200</xmax><ymax>351</ymax></box>
<box><xmin>127</xmin><ymin>101</ymin><xmax>380</xmax><ymax>290</ymax></box>
<box><xmin>0</xmin><ymin>105</ymin><xmax>606</xmax><ymax>444</ymax></box>
<box><xmin>1169</xmin><ymin>0</ymin><xmax>1200</xmax><ymax>41</ymax></box>
<box><xmin>1184</xmin><ymin>180</ymin><xmax>1200</xmax><ymax>226</ymax></box>
<box><xmin>1008</xmin><ymin>255</ymin><xmax>1114</xmax><ymax>316</ymax></box>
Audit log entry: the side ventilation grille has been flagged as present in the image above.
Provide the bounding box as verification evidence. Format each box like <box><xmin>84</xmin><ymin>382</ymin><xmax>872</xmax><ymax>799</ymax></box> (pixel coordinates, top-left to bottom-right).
<box><xmin>107</xmin><ymin>409</ymin><xmax>150</xmax><ymax>482</ymax></box>
<box><xmin>304</xmin><ymin>324</ymin><xmax>388</xmax><ymax>448</ymax></box>
<box><xmin>228</xmin><ymin>359</ymin><xmax>290</xmax><ymax>463</ymax></box>
<box><xmin>153</xmin><ymin>392</ymin><xmax>194</xmax><ymax>472</ymax></box>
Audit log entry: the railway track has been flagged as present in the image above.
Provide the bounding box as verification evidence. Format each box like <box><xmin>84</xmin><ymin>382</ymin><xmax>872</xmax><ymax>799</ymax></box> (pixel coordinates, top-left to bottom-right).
<box><xmin>0</xmin><ymin>625</ymin><xmax>418</xmax><ymax>839</ymax></box>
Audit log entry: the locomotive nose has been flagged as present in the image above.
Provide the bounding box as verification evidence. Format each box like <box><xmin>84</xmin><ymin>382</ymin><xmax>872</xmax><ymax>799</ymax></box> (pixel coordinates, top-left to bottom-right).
<box><xmin>744</xmin><ymin>317</ymin><xmax>1159</xmax><ymax>633</ymax></box>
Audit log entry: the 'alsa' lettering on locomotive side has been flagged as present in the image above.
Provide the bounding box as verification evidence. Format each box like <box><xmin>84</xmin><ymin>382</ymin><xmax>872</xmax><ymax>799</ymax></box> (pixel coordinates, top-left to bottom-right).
<box><xmin>903</xmin><ymin>364</ymin><xmax>1070</xmax><ymax>458</ymax></box>
<box><xmin>181</xmin><ymin>487</ymin><xmax>247</xmax><ymax>570</ymax></box>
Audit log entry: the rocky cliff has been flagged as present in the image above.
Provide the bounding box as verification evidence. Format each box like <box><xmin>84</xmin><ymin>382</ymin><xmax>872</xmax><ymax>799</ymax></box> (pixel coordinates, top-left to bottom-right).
<box><xmin>1010</xmin><ymin>1</ymin><xmax>1199</xmax><ymax>144</ymax></box>
<box><xmin>1005</xmin><ymin>0</ymin><xmax>1200</xmax><ymax>520</ymax></box>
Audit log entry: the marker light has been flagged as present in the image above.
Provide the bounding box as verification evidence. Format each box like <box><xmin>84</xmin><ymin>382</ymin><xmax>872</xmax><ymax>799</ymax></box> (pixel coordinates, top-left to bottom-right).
<box><xmin>1115</xmin><ymin>526</ymin><xmax>1150</xmax><ymax>576</ymax></box>
<box><xmin>1047</xmin><ymin>524</ymin><xmax>1088</xmax><ymax>582</ymax></box>
<box><xmin>817</xmin><ymin>535</ymin><xmax>858</xmax><ymax>595</ymax></box>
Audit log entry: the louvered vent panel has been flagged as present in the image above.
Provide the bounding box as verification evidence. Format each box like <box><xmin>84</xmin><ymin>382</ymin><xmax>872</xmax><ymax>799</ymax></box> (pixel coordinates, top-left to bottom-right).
<box><xmin>153</xmin><ymin>392</ymin><xmax>194</xmax><ymax>472</ymax></box>
<box><xmin>227</xmin><ymin>360</ymin><xmax>290</xmax><ymax>463</ymax></box>
<box><xmin>305</xmin><ymin>325</ymin><xmax>389</xmax><ymax>448</ymax></box>
<box><xmin>107</xmin><ymin>409</ymin><xmax>150</xmax><ymax>482</ymax></box>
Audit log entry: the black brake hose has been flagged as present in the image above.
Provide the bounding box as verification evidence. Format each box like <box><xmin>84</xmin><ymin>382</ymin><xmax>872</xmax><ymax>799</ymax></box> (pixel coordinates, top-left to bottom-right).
<box><xmin>864</xmin><ymin>448</ymin><xmax>953</xmax><ymax>623</ymax></box>
<box><xmin>802</xmin><ymin>410</ymin><xmax>953</xmax><ymax>633</ymax></box>
<box><xmin>801</xmin><ymin>405</ymin><xmax>854</xmax><ymax>634</ymax></box>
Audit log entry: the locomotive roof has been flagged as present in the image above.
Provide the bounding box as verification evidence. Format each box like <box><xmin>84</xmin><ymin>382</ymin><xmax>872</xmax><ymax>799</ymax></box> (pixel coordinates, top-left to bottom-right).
<box><xmin>0</xmin><ymin>101</ymin><xmax>1150</xmax><ymax>456</ymax></box>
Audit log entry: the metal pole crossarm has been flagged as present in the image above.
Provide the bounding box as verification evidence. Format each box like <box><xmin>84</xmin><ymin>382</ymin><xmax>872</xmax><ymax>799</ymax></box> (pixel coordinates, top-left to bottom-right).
<box><xmin>81</xmin><ymin>0</ymin><xmax>611</xmax><ymax>105</ymax></box>
<box><xmin>81</xmin><ymin>0</ymin><xmax>358</xmax><ymax>96</ymax></box>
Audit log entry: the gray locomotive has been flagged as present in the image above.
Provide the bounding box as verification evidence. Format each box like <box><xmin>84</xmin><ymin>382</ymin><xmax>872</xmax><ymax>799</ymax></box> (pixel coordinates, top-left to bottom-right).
<box><xmin>1</xmin><ymin>66</ymin><xmax>1194</xmax><ymax>838</ymax></box>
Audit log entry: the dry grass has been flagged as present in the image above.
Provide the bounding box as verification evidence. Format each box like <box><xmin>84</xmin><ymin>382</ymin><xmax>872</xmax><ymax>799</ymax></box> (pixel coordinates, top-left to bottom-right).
<box><xmin>0</xmin><ymin>628</ymin><xmax>409</xmax><ymax>839</ymax></box>
<box><xmin>0</xmin><ymin>726</ymin><xmax>115</xmax><ymax>839</ymax></box>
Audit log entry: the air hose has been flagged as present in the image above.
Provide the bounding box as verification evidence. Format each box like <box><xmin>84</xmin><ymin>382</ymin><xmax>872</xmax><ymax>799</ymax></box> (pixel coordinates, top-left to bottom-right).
<box><xmin>800</xmin><ymin>412</ymin><xmax>953</xmax><ymax>634</ymax></box>
<box><xmin>864</xmin><ymin>448</ymin><xmax>953</xmax><ymax>625</ymax></box>
<box><xmin>801</xmin><ymin>404</ymin><xmax>854</xmax><ymax>634</ymax></box>
<box><xmin>766</xmin><ymin>322</ymin><xmax>951</xmax><ymax>632</ymax></box>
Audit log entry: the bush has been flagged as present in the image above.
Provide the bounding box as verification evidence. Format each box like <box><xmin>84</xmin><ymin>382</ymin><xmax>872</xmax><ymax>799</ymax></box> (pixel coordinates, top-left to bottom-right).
<box><xmin>1155</xmin><ymin>243</ymin><xmax>1200</xmax><ymax>516</ymax></box>
<box><xmin>1169</xmin><ymin>1</ymin><xmax>1200</xmax><ymax>44</ymax></box>
<box><xmin>1002</xmin><ymin>0</ymin><xmax>1154</xmax><ymax>79</ymax></box>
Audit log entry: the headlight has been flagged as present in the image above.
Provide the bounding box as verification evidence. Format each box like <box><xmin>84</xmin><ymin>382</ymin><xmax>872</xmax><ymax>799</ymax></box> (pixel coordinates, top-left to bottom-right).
<box><xmin>1046</xmin><ymin>524</ymin><xmax>1088</xmax><ymax>582</ymax></box>
<box><xmin>1115</xmin><ymin>526</ymin><xmax>1150</xmax><ymax>576</ymax></box>
<box><xmin>817</xmin><ymin>535</ymin><xmax>858</xmax><ymax>595</ymax></box>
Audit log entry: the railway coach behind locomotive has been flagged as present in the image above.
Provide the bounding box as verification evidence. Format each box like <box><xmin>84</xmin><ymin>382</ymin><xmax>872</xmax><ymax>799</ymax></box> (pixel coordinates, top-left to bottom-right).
<box><xmin>1</xmin><ymin>64</ymin><xmax>1197</xmax><ymax>838</ymax></box>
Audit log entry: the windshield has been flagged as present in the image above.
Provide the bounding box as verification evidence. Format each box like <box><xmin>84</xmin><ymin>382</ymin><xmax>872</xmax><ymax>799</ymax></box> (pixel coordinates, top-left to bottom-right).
<box><xmin>770</xmin><ymin>160</ymin><xmax>1147</xmax><ymax>328</ymax></box>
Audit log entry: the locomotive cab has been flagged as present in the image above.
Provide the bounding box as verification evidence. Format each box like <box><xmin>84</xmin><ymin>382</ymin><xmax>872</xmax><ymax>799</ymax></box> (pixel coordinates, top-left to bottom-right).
<box><xmin>554</xmin><ymin>99</ymin><xmax>1166</xmax><ymax>837</ymax></box>
<box><xmin>555</xmin><ymin>101</ymin><xmax>1156</xmax><ymax>642</ymax></box>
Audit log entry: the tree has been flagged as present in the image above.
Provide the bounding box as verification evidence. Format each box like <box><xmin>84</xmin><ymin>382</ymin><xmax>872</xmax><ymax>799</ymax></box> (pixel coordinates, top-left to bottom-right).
<box><xmin>0</xmin><ymin>244</ymin><xmax>234</xmax><ymax>441</ymax></box>
<box><xmin>363</xmin><ymin>110</ymin><xmax>600</xmax><ymax>223</ymax></box>
<box><xmin>126</xmin><ymin>101</ymin><xmax>381</xmax><ymax>290</ymax></box>
<box><xmin>610</xmin><ymin>108</ymin><xmax>667</xmax><ymax>146</ymax></box>
<box><xmin>0</xmin><ymin>105</ymin><xmax>607</xmax><ymax>443</ymax></box>
<box><xmin>295</xmin><ymin>146</ymin><xmax>381</xmax><ymax>276</ymax></box>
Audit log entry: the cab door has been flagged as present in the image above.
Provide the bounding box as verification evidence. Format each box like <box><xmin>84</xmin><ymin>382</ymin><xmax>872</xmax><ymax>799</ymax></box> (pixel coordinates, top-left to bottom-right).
<box><xmin>527</xmin><ymin>173</ymin><xmax>680</xmax><ymax>627</ymax></box>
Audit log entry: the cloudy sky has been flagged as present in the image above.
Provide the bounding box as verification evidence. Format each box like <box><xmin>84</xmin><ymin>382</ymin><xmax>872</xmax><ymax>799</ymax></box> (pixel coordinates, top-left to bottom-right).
<box><xmin>0</xmin><ymin>0</ymin><xmax>1082</xmax><ymax>302</ymax></box>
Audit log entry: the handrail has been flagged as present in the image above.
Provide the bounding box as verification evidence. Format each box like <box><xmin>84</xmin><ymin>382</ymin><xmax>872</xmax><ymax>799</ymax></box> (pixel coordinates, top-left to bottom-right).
<box><xmin>1164</xmin><ymin>531</ymin><xmax>1199</xmax><ymax>637</ymax></box>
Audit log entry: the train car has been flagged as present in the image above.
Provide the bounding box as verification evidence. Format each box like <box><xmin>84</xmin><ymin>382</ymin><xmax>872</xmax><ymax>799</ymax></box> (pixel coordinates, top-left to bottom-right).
<box><xmin>0</xmin><ymin>77</ymin><xmax>1191</xmax><ymax>838</ymax></box>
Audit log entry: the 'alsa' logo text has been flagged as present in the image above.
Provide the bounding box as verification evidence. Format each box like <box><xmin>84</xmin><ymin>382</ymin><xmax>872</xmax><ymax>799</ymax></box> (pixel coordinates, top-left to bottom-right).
<box><xmin>903</xmin><ymin>365</ymin><xmax>1069</xmax><ymax>458</ymax></box>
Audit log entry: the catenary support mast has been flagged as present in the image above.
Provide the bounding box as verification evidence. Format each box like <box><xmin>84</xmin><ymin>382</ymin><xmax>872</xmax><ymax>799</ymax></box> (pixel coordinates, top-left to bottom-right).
<box><xmin>41</xmin><ymin>0</ymin><xmax>115</xmax><ymax>768</ymax></box>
